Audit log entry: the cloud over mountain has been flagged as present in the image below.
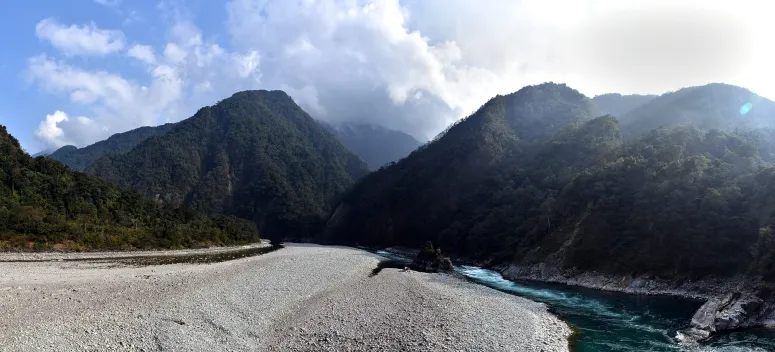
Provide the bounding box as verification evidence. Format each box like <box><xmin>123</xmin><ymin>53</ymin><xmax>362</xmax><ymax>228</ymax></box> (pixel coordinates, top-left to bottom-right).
<box><xmin>25</xmin><ymin>0</ymin><xmax>775</xmax><ymax>149</ymax></box>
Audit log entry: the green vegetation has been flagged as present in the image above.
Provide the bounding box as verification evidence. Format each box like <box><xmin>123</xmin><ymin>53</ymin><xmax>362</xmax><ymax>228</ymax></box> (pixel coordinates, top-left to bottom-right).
<box><xmin>49</xmin><ymin>123</ymin><xmax>176</xmax><ymax>171</ymax></box>
<box><xmin>86</xmin><ymin>90</ymin><xmax>368</xmax><ymax>242</ymax></box>
<box><xmin>0</xmin><ymin>125</ymin><xmax>258</xmax><ymax>251</ymax></box>
<box><xmin>325</xmin><ymin>82</ymin><xmax>775</xmax><ymax>282</ymax></box>
<box><xmin>319</xmin><ymin>121</ymin><xmax>423</xmax><ymax>169</ymax></box>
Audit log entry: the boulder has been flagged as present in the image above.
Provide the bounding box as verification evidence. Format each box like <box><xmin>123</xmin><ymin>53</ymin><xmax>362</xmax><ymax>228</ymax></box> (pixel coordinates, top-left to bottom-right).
<box><xmin>678</xmin><ymin>292</ymin><xmax>769</xmax><ymax>342</ymax></box>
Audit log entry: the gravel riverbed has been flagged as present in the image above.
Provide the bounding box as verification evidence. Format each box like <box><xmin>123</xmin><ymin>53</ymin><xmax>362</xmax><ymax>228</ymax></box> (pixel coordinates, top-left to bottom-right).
<box><xmin>0</xmin><ymin>244</ymin><xmax>570</xmax><ymax>351</ymax></box>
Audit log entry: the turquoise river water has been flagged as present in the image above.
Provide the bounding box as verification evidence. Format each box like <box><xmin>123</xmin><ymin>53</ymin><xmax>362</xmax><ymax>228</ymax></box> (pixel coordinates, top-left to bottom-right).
<box><xmin>374</xmin><ymin>250</ymin><xmax>775</xmax><ymax>352</ymax></box>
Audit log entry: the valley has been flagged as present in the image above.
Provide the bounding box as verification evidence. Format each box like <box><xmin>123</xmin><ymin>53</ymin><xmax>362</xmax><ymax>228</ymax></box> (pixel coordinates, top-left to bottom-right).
<box><xmin>6</xmin><ymin>2</ymin><xmax>775</xmax><ymax>350</ymax></box>
<box><xmin>5</xmin><ymin>82</ymin><xmax>775</xmax><ymax>351</ymax></box>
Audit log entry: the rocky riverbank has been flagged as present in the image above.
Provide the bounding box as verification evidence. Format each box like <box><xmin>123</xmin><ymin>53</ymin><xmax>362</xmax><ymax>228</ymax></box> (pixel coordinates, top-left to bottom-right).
<box><xmin>0</xmin><ymin>244</ymin><xmax>570</xmax><ymax>351</ymax></box>
<box><xmin>499</xmin><ymin>263</ymin><xmax>775</xmax><ymax>342</ymax></box>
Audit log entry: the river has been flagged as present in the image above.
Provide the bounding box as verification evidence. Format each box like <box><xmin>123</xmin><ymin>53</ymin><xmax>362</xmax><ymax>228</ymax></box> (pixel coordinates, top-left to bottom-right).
<box><xmin>375</xmin><ymin>250</ymin><xmax>775</xmax><ymax>351</ymax></box>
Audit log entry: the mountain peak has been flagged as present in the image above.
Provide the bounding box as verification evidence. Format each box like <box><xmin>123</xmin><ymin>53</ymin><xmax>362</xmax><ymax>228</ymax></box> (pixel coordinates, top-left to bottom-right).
<box><xmin>86</xmin><ymin>91</ymin><xmax>367</xmax><ymax>240</ymax></box>
<box><xmin>502</xmin><ymin>82</ymin><xmax>588</xmax><ymax>102</ymax></box>
<box><xmin>228</xmin><ymin>89</ymin><xmax>293</xmax><ymax>103</ymax></box>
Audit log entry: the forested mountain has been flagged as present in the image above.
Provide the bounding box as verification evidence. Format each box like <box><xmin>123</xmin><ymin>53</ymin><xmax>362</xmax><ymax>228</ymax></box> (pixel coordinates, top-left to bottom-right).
<box><xmin>49</xmin><ymin>123</ymin><xmax>175</xmax><ymax>171</ymax></box>
<box><xmin>319</xmin><ymin>121</ymin><xmax>423</xmax><ymax>169</ymax></box>
<box><xmin>323</xmin><ymin>83</ymin><xmax>599</xmax><ymax>248</ymax></box>
<box><xmin>31</xmin><ymin>148</ymin><xmax>55</xmax><ymax>158</ymax></box>
<box><xmin>591</xmin><ymin>93</ymin><xmax>656</xmax><ymax>117</ymax></box>
<box><xmin>86</xmin><ymin>90</ymin><xmax>368</xmax><ymax>241</ymax></box>
<box><xmin>620</xmin><ymin>83</ymin><xmax>775</xmax><ymax>137</ymax></box>
<box><xmin>0</xmin><ymin>125</ymin><xmax>257</xmax><ymax>250</ymax></box>
<box><xmin>324</xmin><ymin>82</ymin><xmax>775</xmax><ymax>284</ymax></box>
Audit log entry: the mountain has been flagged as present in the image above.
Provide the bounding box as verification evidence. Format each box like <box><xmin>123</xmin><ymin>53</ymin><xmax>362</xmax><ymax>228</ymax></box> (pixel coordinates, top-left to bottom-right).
<box><xmin>592</xmin><ymin>93</ymin><xmax>656</xmax><ymax>117</ymax></box>
<box><xmin>49</xmin><ymin>123</ymin><xmax>176</xmax><ymax>171</ymax></box>
<box><xmin>620</xmin><ymin>83</ymin><xmax>775</xmax><ymax>136</ymax></box>
<box><xmin>319</xmin><ymin>122</ymin><xmax>423</xmax><ymax>169</ymax></box>
<box><xmin>324</xmin><ymin>82</ymin><xmax>775</xmax><ymax>289</ymax></box>
<box><xmin>86</xmin><ymin>90</ymin><xmax>369</xmax><ymax>241</ymax></box>
<box><xmin>0</xmin><ymin>124</ymin><xmax>257</xmax><ymax>250</ymax></box>
<box><xmin>323</xmin><ymin>83</ymin><xmax>601</xmax><ymax>251</ymax></box>
<box><xmin>31</xmin><ymin>148</ymin><xmax>56</xmax><ymax>158</ymax></box>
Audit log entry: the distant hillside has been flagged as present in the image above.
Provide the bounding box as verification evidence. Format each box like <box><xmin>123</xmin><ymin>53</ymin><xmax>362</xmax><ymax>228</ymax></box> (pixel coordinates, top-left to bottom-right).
<box><xmin>620</xmin><ymin>83</ymin><xmax>775</xmax><ymax>137</ymax></box>
<box><xmin>592</xmin><ymin>93</ymin><xmax>656</xmax><ymax>117</ymax></box>
<box><xmin>320</xmin><ymin>122</ymin><xmax>422</xmax><ymax>169</ymax></box>
<box><xmin>86</xmin><ymin>90</ymin><xmax>368</xmax><ymax>241</ymax></box>
<box><xmin>31</xmin><ymin>148</ymin><xmax>56</xmax><ymax>158</ymax></box>
<box><xmin>49</xmin><ymin>123</ymin><xmax>175</xmax><ymax>171</ymax></box>
<box><xmin>0</xmin><ymin>124</ymin><xmax>257</xmax><ymax>250</ymax></box>
<box><xmin>324</xmin><ymin>82</ymin><xmax>775</xmax><ymax>287</ymax></box>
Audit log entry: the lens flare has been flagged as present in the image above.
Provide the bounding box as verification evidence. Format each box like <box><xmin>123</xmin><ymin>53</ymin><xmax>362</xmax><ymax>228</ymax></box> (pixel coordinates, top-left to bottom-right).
<box><xmin>740</xmin><ymin>102</ymin><xmax>753</xmax><ymax>116</ymax></box>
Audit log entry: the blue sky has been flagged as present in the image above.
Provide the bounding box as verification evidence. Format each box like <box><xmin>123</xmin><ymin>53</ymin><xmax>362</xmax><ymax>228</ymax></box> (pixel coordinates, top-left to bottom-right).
<box><xmin>2</xmin><ymin>0</ymin><xmax>773</xmax><ymax>154</ymax></box>
<box><xmin>0</xmin><ymin>0</ymin><xmax>230</xmax><ymax>153</ymax></box>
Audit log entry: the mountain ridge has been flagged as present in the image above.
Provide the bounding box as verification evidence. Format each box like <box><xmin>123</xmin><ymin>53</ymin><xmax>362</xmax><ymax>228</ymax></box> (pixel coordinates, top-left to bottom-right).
<box><xmin>620</xmin><ymin>83</ymin><xmax>775</xmax><ymax>136</ymax></box>
<box><xmin>86</xmin><ymin>90</ymin><xmax>368</xmax><ymax>241</ymax></box>
<box><xmin>49</xmin><ymin>123</ymin><xmax>176</xmax><ymax>171</ymax></box>
<box><xmin>325</xmin><ymin>82</ymin><xmax>775</xmax><ymax>283</ymax></box>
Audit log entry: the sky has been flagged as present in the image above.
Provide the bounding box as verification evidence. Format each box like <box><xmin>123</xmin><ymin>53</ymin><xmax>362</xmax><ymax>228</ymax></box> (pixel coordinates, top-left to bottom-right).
<box><xmin>1</xmin><ymin>0</ymin><xmax>774</xmax><ymax>154</ymax></box>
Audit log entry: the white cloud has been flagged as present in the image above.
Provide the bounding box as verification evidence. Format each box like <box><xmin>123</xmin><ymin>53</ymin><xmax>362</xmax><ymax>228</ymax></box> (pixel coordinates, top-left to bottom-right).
<box><xmin>27</xmin><ymin>17</ymin><xmax>263</xmax><ymax>148</ymax></box>
<box><xmin>36</xmin><ymin>111</ymin><xmax>69</xmax><ymax>147</ymax></box>
<box><xmin>35</xmin><ymin>111</ymin><xmax>103</xmax><ymax>148</ymax></box>
<box><xmin>35</xmin><ymin>18</ymin><xmax>125</xmax><ymax>56</ymax></box>
<box><xmin>224</xmin><ymin>0</ymin><xmax>775</xmax><ymax>139</ymax></box>
<box><xmin>127</xmin><ymin>44</ymin><xmax>155</xmax><ymax>64</ymax></box>
<box><xmin>224</xmin><ymin>0</ymin><xmax>526</xmax><ymax>138</ymax></box>
<box><xmin>28</xmin><ymin>0</ymin><xmax>775</xmax><ymax>147</ymax></box>
<box><xmin>232</xmin><ymin>51</ymin><xmax>260</xmax><ymax>79</ymax></box>
<box><xmin>28</xmin><ymin>55</ymin><xmax>183</xmax><ymax>147</ymax></box>
<box><xmin>164</xmin><ymin>43</ymin><xmax>188</xmax><ymax>64</ymax></box>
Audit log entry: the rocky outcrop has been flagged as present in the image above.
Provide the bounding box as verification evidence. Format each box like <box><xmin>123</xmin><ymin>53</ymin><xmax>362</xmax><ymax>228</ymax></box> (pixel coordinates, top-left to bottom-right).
<box><xmin>677</xmin><ymin>292</ymin><xmax>775</xmax><ymax>342</ymax></box>
<box><xmin>410</xmin><ymin>242</ymin><xmax>453</xmax><ymax>273</ymax></box>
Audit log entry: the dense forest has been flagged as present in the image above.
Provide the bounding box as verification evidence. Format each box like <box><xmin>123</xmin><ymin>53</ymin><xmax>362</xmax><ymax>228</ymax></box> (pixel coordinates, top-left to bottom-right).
<box><xmin>49</xmin><ymin>123</ymin><xmax>176</xmax><ymax>171</ymax></box>
<box><xmin>86</xmin><ymin>90</ymin><xmax>368</xmax><ymax>242</ymax></box>
<box><xmin>0</xmin><ymin>125</ymin><xmax>257</xmax><ymax>250</ymax></box>
<box><xmin>324</xmin><ymin>83</ymin><xmax>775</xmax><ymax>282</ymax></box>
<box><xmin>319</xmin><ymin>121</ymin><xmax>423</xmax><ymax>169</ymax></box>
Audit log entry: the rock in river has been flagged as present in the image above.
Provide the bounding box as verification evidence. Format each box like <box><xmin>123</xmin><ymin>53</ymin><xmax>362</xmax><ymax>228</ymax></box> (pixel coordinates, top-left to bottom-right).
<box><xmin>678</xmin><ymin>291</ymin><xmax>771</xmax><ymax>342</ymax></box>
<box><xmin>410</xmin><ymin>241</ymin><xmax>454</xmax><ymax>273</ymax></box>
